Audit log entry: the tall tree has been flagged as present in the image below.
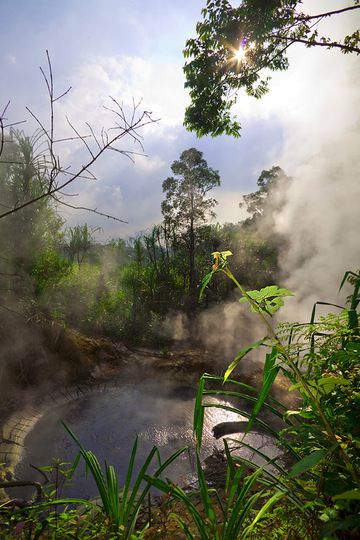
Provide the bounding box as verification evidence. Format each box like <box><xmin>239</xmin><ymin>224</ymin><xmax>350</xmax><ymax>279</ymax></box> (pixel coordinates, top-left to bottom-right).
<box><xmin>161</xmin><ymin>148</ymin><xmax>220</xmax><ymax>310</ymax></box>
<box><xmin>184</xmin><ymin>0</ymin><xmax>360</xmax><ymax>137</ymax></box>
<box><xmin>0</xmin><ymin>130</ymin><xmax>63</xmax><ymax>273</ymax></box>
<box><xmin>65</xmin><ymin>224</ymin><xmax>99</xmax><ymax>266</ymax></box>
<box><xmin>240</xmin><ymin>165</ymin><xmax>290</xmax><ymax>225</ymax></box>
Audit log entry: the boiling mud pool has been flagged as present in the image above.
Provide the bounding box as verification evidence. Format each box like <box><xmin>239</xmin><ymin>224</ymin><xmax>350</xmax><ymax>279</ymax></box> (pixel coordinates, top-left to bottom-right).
<box><xmin>16</xmin><ymin>379</ymin><xmax>279</xmax><ymax>499</ymax></box>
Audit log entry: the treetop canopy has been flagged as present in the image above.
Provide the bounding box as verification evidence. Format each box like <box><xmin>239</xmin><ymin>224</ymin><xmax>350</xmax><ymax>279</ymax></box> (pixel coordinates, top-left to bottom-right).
<box><xmin>183</xmin><ymin>0</ymin><xmax>360</xmax><ymax>137</ymax></box>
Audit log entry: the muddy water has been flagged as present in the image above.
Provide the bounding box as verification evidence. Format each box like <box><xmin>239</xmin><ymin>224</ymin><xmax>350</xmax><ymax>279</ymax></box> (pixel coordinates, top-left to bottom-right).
<box><xmin>16</xmin><ymin>378</ymin><xmax>278</xmax><ymax>499</ymax></box>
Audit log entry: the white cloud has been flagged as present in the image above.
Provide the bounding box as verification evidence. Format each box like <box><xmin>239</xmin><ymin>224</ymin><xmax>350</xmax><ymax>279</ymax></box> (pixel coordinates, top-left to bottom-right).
<box><xmin>214</xmin><ymin>190</ymin><xmax>247</xmax><ymax>225</ymax></box>
<box><xmin>55</xmin><ymin>54</ymin><xmax>187</xmax><ymax>137</ymax></box>
<box><xmin>134</xmin><ymin>154</ymin><xmax>166</xmax><ymax>174</ymax></box>
<box><xmin>5</xmin><ymin>54</ymin><xmax>17</xmax><ymax>65</ymax></box>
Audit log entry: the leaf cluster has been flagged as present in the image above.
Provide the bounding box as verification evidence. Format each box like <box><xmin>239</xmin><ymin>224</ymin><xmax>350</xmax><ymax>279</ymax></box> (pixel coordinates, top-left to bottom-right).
<box><xmin>184</xmin><ymin>0</ymin><xmax>360</xmax><ymax>136</ymax></box>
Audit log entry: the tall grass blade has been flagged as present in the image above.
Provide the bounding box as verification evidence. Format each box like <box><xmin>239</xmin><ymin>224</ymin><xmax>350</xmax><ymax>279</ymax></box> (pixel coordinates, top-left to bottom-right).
<box><xmin>242</xmin><ymin>491</ymin><xmax>284</xmax><ymax>538</ymax></box>
<box><xmin>202</xmin><ymin>373</ymin><xmax>288</xmax><ymax>411</ymax></box>
<box><xmin>245</xmin><ymin>346</ymin><xmax>280</xmax><ymax>435</ymax></box>
<box><xmin>126</xmin><ymin>445</ymin><xmax>188</xmax><ymax>535</ymax></box>
<box><xmin>120</xmin><ymin>435</ymin><xmax>139</xmax><ymax>522</ymax></box>
<box><xmin>171</xmin><ymin>513</ymin><xmax>197</xmax><ymax>540</ymax></box>
<box><xmin>144</xmin><ymin>476</ymin><xmax>210</xmax><ymax>540</ymax></box>
<box><xmin>196</xmin><ymin>451</ymin><xmax>216</xmax><ymax>525</ymax></box>
<box><xmin>223</xmin><ymin>339</ymin><xmax>265</xmax><ymax>382</ymax></box>
<box><xmin>225</xmin><ymin>468</ymin><xmax>264</xmax><ymax>539</ymax></box>
<box><xmin>194</xmin><ymin>375</ymin><xmax>205</xmax><ymax>448</ymax></box>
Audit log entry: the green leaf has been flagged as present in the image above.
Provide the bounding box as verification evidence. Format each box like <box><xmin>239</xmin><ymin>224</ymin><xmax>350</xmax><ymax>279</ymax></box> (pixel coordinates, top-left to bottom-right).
<box><xmin>333</xmin><ymin>489</ymin><xmax>360</xmax><ymax>501</ymax></box>
<box><xmin>211</xmin><ymin>249</ymin><xmax>233</xmax><ymax>259</ymax></box>
<box><xmin>245</xmin><ymin>346</ymin><xmax>279</xmax><ymax>435</ymax></box>
<box><xmin>199</xmin><ymin>271</ymin><xmax>214</xmax><ymax>299</ymax></box>
<box><xmin>317</xmin><ymin>376</ymin><xmax>350</xmax><ymax>395</ymax></box>
<box><xmin>224</xmin><ymin>338</ymin><xmax>265</xmax><ymax>382</ymax></box>
<box><xmin>239</xmin><ymin>285</ymin><xmax>293</xmax><ymax>315</ymax></box>
<box><xmin>193</xmin><ymin>375</ymin><xmax>206</xmax><ymax>448</ymax></box>
<box><xmin>289</xmin><ymin>449</ymin><xmax>326</xmax><ymax>478</ymax></box>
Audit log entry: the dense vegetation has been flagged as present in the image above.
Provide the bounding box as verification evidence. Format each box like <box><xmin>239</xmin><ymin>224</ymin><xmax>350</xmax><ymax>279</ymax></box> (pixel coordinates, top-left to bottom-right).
<box><xmin>0</xmin><ymin>134</ymin><xmax>281</xmax><ymax>351</ymax></box>
<box><xmin>1</xmin><ymin>247</ymin><xmax>359</xmax><ymax>538</ymax></box>
<box><xmin>0</xmin><ymin>128</ymin><xmax>359</xmax><ymax>539</ymax></box>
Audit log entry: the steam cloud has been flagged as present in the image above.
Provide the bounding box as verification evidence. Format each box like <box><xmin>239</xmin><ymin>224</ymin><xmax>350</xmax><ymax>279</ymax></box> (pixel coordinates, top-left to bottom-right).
<box><xmin>276</xmin><ymin>127</ymin><xmax>360</xmax><ymax>321</ymax></box>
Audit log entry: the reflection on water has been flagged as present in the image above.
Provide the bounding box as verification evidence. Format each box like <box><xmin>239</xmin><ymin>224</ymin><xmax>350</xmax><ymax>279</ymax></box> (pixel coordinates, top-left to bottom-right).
<box><xmin>16</xmin><ymin>379</ymin><xmax>278</xmax><ymax>499</ymax></box>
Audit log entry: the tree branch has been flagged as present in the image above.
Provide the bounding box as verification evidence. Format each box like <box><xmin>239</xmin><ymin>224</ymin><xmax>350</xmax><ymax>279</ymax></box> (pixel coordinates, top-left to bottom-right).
<box><xmin>0</xmin><ymin>54</ymin><xmax>159</xmax><ymax>222</ymax></box>
<box><xmin>269</xmin><ymin>34</ymin><xmax>360</xmax><ymax>54</ymax></box>
<box><xmin>52</xmin><ymin>195</ymin><xmax>128</xmax><ymax>223</ymax></box>
<box><xmin>295</xmin><ymin>5</ymin><xmax>360</xmax><ymax>22</ymax></box>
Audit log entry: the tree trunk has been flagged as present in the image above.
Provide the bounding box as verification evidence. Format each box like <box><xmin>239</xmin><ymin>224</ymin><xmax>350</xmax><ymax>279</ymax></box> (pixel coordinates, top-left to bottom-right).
<box><xmin>188</xmin><ymin>216</ymin><xmax>196</xmax><ymax>315</ymax></box>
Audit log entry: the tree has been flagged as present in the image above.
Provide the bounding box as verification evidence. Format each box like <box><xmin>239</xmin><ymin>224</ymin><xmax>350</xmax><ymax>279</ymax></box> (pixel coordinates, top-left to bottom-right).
<box><xmin>0</xmin><ymin>130</ymin><xmax>63</xmax><ymax>274</ymax></box>
<box><xmin>184</xmin><ymin>0</ymin><xmax>360</xmax><ymax>137</ymax></box>
<box><xmin>65</xmin><ymin>224</ymin><xmax>99</xmax><ymax>266</ymax></box>
<box><xmin>240</xmin><ymin>165</ymin><xmax>290</xmax><ymax>225</ymax></box>
<box><xmin>161</xmin><ymin>148</ymin><xmax>220</xmax><ymax>310</ymax></box>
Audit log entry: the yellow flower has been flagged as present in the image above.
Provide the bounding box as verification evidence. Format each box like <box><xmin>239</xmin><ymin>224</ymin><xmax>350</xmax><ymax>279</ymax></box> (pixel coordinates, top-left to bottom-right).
<box><xmin>211</xmin><ymin>250</ymin><xmax>233</xmax><ymax>270</ymax></box>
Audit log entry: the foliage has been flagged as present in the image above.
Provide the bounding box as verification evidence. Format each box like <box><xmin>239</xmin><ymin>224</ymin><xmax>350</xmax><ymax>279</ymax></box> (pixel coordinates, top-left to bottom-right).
<box><xmin>162</xmin><ymin>148</ymin><xmax>220</xmax><ymax>228</ymax></box>
<box><xmin>62</xmin><ymin>423</ymin><xmax>187</xmax><ymax>537</ymax></box>
<box><xmin>240</xmin><ymin>165</ymin><xmax>290</xmax><ymax>226</ymax></box>
<box><xmin>184</xmin><ymin>0</ymin><xmax>360</xmax><ymax>136</ymax></box>
<box><xmin>1</xmin><ymin>427</ymin><xmax>186</xmax><ymax>539</ymax></box>
<box><xmin>146</xmin><ymin>447</ymin><xmax>282</xmax><ymax>540</ymax></box>
<box><xmin>162</xmin><ymin>148</ymin><xmax>221</xmax><ymax>310</ymax></box>
<box><xmin>31</xmin><ymin>249</ymin><xmax>72</xmax><ymax>296</ymax></box>
<box><xmin>195</xmin><ymin>256</ymin><xmax>360</xmax><ymax>538</ymax></box>
<box><xmin>0</xmin><ymin>130</ymin><xmax>282</xmax><ymax>346</ymax></box>
<box><xmin>65</xmin><ymin>224</ymin><xmax>100</xmax><ymax>266</ymax></box>
<box><xmin>0</xmin><ymin>130</ymin><xmax>64</xmax><ymax>273</ymax></box>
<box><xmin>1</xmin><ymin>258</ymin><xmax>359</xmax><ymax>538</ymax></box>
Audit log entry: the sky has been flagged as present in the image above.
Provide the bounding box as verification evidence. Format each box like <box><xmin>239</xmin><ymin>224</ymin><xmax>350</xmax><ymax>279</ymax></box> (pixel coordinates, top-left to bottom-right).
<box><xmin>0</xmin><ymin>0</ymin><xmax>359</xmax><ymax>242</ymax></box>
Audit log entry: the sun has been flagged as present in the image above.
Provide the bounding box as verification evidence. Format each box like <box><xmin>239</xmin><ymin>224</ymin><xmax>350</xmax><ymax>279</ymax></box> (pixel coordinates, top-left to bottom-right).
<box><xmin>234</xmin><ymin>46</ymin><xmax>246</xmax><ymax>62</ymax></box>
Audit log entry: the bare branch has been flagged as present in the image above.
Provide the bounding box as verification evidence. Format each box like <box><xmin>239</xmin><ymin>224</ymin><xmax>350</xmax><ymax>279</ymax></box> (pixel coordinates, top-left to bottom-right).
<box><xmin>25</xmin><ymin>106</ymin><xmax>51</xmax><ymax>143</ymax></box>
<box><xmin>66</xmin><ymin>116</ymin><xmax>94</xmax><ymax>158</ymax></box>
<box><xmin>85</xmin><ymin>122</ymin><xmax>101</xmax><ymax>151</ymax></box>
<box><xmin>52</xmin><ymin>195</ymin><xmax>128</xmax><ymax>223</ymax></box>
<box><xmin>53</xmin><ymin>86</ymin><xmax>72</xmax><ymax>103</ymax></box>
<box><xmin>0</xmin><ymin>53</ymin><xmax>158</xmax><ymax>222</ymax></box>
<box><xmin>53</xmin><ymin>135</ymin><xmax>92</xmax><ymax>143</ymax></box>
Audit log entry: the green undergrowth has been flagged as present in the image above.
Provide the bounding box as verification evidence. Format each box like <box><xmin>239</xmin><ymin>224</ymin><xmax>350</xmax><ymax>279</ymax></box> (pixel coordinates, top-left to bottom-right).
<box><xmin>0</xmin><ymin>260</ymin><xmax>359</xmax><ymax>539</ymax></box>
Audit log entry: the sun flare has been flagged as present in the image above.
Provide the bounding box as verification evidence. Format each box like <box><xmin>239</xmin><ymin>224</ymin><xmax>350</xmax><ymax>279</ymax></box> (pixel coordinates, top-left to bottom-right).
<box><xmin>234</xmin><ymin>46</ymin><xmax>246</xmax><ymax>61</ymax></box>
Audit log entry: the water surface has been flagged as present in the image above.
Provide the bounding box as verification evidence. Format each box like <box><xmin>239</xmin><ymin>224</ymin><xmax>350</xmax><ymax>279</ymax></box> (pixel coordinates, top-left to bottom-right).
<box><xmin>16</xmin><ymin>378</ymin><xmax>278</xmax><ymax>498</ymax></box>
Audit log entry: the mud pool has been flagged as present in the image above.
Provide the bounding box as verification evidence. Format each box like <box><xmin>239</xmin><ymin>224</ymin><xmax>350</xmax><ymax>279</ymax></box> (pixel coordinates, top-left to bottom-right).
<box><xmin>14</xmin><ymin>378</ymin><xmax>279</xmax><ymax>499</ymax></box>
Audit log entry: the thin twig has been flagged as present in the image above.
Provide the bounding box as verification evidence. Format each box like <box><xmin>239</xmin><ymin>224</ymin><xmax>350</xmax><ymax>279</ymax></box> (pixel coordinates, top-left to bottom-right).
<box><xmin>51</xmin><ymin>195</ymin><xmax>128</xmax><ymax>223</ymax></box>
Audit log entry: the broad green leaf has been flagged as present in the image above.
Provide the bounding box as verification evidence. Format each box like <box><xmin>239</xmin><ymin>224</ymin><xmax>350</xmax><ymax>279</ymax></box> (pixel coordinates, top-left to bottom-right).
<box><xmin>345</xmin><ymin>341</ymin><xmax>360</xmax><ymax>352</ymax></box>
<box><xmin>239</xmin><ymin>285</ymin><xmax>293</xmax><ymax>315</ymax></box>
<box><xmin>317</xmin><ymin>376</ymin><xmax>350</xmax><ymax>395</ymax></box>
<box><xmin>288</xmin><ymin>382</ymin><xmax>303</xmax><ymax>392</ymax></box>
<box><xmin>289</xmin><ymin>449</ymin><xmax>326</xmax><ymax>478</ymax></box>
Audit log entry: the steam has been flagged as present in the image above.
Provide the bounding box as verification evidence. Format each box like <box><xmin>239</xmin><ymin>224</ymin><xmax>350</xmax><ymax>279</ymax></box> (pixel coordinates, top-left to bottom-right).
<box><xmin>275</xmin><ymin>127</ymin><xmax>360</xmax><ymax>321</ymax></box>
<box><xmin>195</xmin><ymin>299</ymin><xmax>265</xmax><ymax>363</ymax></box>
<box><xmin>175</xmin><ymin>122</ymin><xmax>360</xmax><ymax>358</ymax></box>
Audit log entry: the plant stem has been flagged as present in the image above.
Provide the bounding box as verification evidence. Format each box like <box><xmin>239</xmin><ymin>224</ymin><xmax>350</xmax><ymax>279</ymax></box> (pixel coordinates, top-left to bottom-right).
<box><xmin>222</xmin><ymin>267</ymin><xmax>360</xmax><ymax>488</ymax></box>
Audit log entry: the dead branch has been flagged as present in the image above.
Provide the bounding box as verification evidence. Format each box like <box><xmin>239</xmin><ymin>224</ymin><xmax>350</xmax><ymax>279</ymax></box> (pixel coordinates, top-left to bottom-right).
<box><xmin>0</xmin><ymin>52</ymin><xmax>159</xmax><ymax>222</ymax></box>
<box><xmin>51</xmin><ymin>195</ymin><xmax>128</xmax><ymax>223</ymax></box>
